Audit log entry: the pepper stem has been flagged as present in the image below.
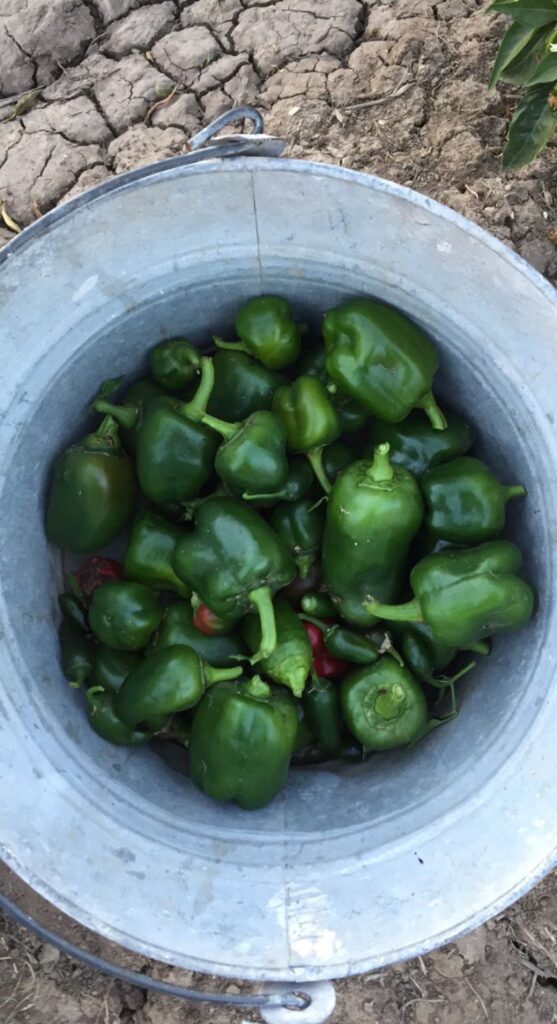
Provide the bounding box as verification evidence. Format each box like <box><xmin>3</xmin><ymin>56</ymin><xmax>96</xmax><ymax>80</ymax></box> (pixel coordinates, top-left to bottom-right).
<box><xmin>213</xmin><ymin>334</ymin><xmax>248</xmax><ymax>355</ymax></box>
<box><xmin>306</xmin><ymin>447</ymin><xmax>332</xmax><ymax>495</ymax></box>
<box><xmin>182</xmin><ymin>356</ymin><xmax>215</xmax><ymax>421</ymax></box>
<box><xmin>362</xmin><ymin>597</ymin><xmax>423</xmax><ymax>622</ymax></box>
<box><xmin>199</xmin><ymin>411</ymin><xmax>240</xmax><ymax>441</ymax></box>
<box><xmin>296</xmin><ymin>554</ymin><xmax>314</xmax><ymax>580</ymax></box>
<box><xmin>247</xmin><ymin>586</ymin><xmax>277</xmax><ymax>663</ymax></box>
<box><xmin>243</xmin><ymin>675</ymin><xmax>271</xmax><ymax>700</ymax></box>
<box><xmin>464</xmin><ymin>640</ymin><xmax>490</xmax><ymax>656</ymax></box>
<box><xmin>86</xmin><ymin>415</ymin><xmax>124</xmax><ymax>450</ymax></box>
<box><xmin>366</xmin><ymin>442</ymin><xmax>394</xmax><ymax>483</ymax></box>
<box><xmin>504</xmin><ymin>484</ymin><xmax>527</xmax><ymax>501</ymax></box>
<box><xmin>417</xmin><ymin>391</ymin><xmax>447</xmax><ymax>431</ymax></box>
<box><xmin>203</xmin><ymin>663</ymin><xmax>243</xmax><ymax>686</ymax></box>
<box><xmin>93</xmin><ymin>401</ymin><xmax>138</xmax><ymax>431</ymax></box>
<box><xmin>428</xmin><ymin>659</ymin><xmax>476</xmax><ymax>716</ymax></box>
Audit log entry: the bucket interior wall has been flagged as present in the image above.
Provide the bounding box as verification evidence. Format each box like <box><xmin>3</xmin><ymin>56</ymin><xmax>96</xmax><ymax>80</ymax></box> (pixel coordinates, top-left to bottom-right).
<box><xmin>0</xmin><ymin>159</ymin><xmax>555</xmax><ymax>978</ymax></box>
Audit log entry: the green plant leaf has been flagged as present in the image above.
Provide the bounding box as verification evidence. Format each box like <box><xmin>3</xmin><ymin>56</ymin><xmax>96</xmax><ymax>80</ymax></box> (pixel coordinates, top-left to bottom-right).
<box><xmin>489</xmin><ymin>22</ymin><xmax>543</xmax><ymax>86</ymax></box>
<box><xmin>526</xmin><ymin>47</ymin><xmax>557</xmax><ymax>82</ymax></box>
<box><xmin>501</xmin><ymin>25</ymin><xmax>553</xmax><ymax>82</ymax></box>
<box><xmin>490</xmin><ymin>0</ymin><xmax>557</xmax><ymax>27</ymax></box>
<box><xmin>502</xmin><ymin>84</ymin><xmax>557</xmax><ymax>167</ymax></box>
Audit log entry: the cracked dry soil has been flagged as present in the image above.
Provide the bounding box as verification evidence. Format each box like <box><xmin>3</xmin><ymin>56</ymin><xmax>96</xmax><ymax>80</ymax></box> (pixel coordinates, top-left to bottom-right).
<box><xmin>1</xmin><ymin>0</ymin><xmax>557</xmax><ymax>1022</ymax></box>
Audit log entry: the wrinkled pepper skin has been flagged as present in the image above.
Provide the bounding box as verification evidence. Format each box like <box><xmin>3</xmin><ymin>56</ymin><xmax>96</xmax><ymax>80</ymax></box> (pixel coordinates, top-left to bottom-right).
<box><xmin>173</xmin><ymin>497</ymin><xmax>295</xmax><ymax>662</ymax></box>
<box><xmin>200</xmin><ymin>409</ymin><xmax>289</xmax><ymax>498</ymax></box>
<box><xmin>124</xmin><ymin>510</ymin><xmax>190</xmax><ymax>597</ymax></box>
<box><xmin>46</xmin><ymin>416</ymin><xmax>136</xmax><ymax>553</ymax></box>
<box><xmin>421</xmin><ymin>456</ymin><xmax>527</xmax><ymax>544</ymax></box>
<box><xmin>91</xmin><ymin>645</ymin><xmax>141</xmax><ymax>694</ymax></box>
<box><xmin>243</xmin><ymin>456</ymin><xmax>314</xmax><ymax>505</ymax></box>
<box><xmin>323</xmin><ymin>298</ymin><xmax>446</xmax><ymax>430</ymax></box>
<box><xmin>322</xmin><ymin>443</ymin><xmax>423</xmax><ymax>627</ymax></box>
<box><xmin>206</xmin><ymin>351</ymin><xmax>287</xmax><ymax>422</ymax></box>
<box><xmin>215</xmin><ymin>296</ymin><xmax>302</xmax><ymax>370</ymax></box>
<box><xmin>189</xmin><ymin>676</ymin><xmax>298</xmax><ymax>809</ymax></box>
<box><xmin>303</xmin><ymin>676</ymin><xmax>343</xmax><ymax>756</ymax></box>
<box><xmin>365</xmin><ymin>409</ymin><xmax>474</xmax><ymax>478</ymax></box>
<box><xmin>341</xmin><ymin>660</ymin><xmax>429</xmax><ymax>750</ymax></box>
<box><xmin>94</xmin><ymin>378</ymin><xmax>164</xmax><ymax>453</ymax></box>
<box><xmin>270</xmin><ymin>498</ymin><xmax>325</xmax><ymax>579</ymax></box>
<box><xmin>149</xmin><ymin>337</ymin><xmax>200</xmax><ymax>390</ymax></box>
<box><xmin>147</xmin><ymin>601</ymin><xmax>247</xmax><ymax>667</ymax></box>
<box><xmin>364</xmin><ymin>540</ymin><xmax>535</xmax><ymax>647</ymax></box>
<box><xmin>59</xmin><ymin>619</ymin><xmax>95</xmax><ymax>687</ymax></box>
<box><xmin>86</xmin><ymin>687</ymin><xmax>153</xmax><ymax>746</ymax></box>
<box><xmin>272</xmin><ymin>375</ymin><xmax>340</xmax><ymax>493</ymax></box>
<box><xmin>89</xmin><ymin>581</ymin><xmax>162</xmax><ymax>650</ymax></box>
<box><xmin>116</xmin><ymin>645</ymin><xmax>241</xmax><ymax>725</ymax></box>
<box><xmin>243</xmin><ymin>599</ymin><xmax>312</xmax><ymax>698</ymax></box>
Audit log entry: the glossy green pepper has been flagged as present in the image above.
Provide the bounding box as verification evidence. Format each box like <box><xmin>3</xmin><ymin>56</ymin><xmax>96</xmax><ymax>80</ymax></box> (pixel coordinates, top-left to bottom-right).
<box><xmin>189</xmin><ymin>676</ymin><xmax>298</xmax><ymax>809</ymax></box>
<box><xmin>421</xmin><ymin>456</ymin><xmax>527</xmax><ymax>544</ymax></box>
<box><xmin>199</xmin><ymin>409</ymin><xmax>289</xmax><ymax>498</ymax></box>
<box><xmin>301</xmin><ymin>615</ymin><xmax>382</xmax><ymax>665</ymax></box>
<box><xmin>215</xmin><ymin>296</ymin><xmax>302</xmax><ymax>370</ymax></box>
<box><xmin>322</xmin><ymin>443</ymin><xmax>423</xmax><ymax>627</ymax></box>
<box><xmin>293</xmin><ymin>699</ymin><xmax>316</xmax><ymax>754</ymax></box>
<box><xmin>123</xmin><ymin>510</ymin><xmax>190</xmax><ymax>597</ymax></box>
<box><xmin>323</xmin><ymin>297</ymin><xmax>447</xmax><ymax>430</ymax></box>
<box><xmin>46</xmin><ymin>415</ymin><xmax>136</xmax><ymax>553</ymax></box>
<box><xmin>300</xmin><ymin>593</ymin><xmax>337</xmax><ymax>617</ymax></box>
<box><xmin>173</xmin><ymin>497</ymin><xmax>295</xmax><ymax>663</ymax></box>
<box><xmin>59</xmin><ymin>619</ymin><xmax>95</xmax><ymax>688</ymax></box>
<box><xmin>322</xmin><ymin>441</ymin><xmax>355</xmax><ymax>484</ymax></box>
<box><xmin>242</xmin><ymin>456</ymin><xmax>314</xmax><ymax>505</ymax></box>
<box><xmin>94</xmin><ymin>378</ymin><xmax>164</xmax><ymax>453</ymax></box>
<box><xmin>243</xmin><ymin>599</ymin><xmax>312</xmax><ymax>698</ymax></box>
<box><xmin>91</xmin><ymin>645</ymin><xmax>141</xmax><ymax>693</ymax></box>
<box><xmin>272</xmin><ymin>375</ymin><xmax>340</xmax><ymax>494</ymax></box>
<box><xmin>295</xmin><ymin>343</ymin><xmax>368</xmax><ymax>433</ymax></box>
<box><xmin>89</xmin><ymin>581</ymin><xmax>163</xmax><ymax>650</ymax></box>
<box><xmin>149</xmin><ymin>337</ymin><xmax>200</xmax><ymax>390</ymax></box>
<box><xmin>270</xmin><ymin>498</ymin><xmax>325</xmax><ymax>579</ymax></box>
<box><xmin>396</xmin><ymin>622</ymin><xmax>490</xmax><ymax>682</ymax></box>
<box><xmin>58</xmin><ymin>593</ymin><xmax>88</xmax><ymax>631</ymax></box>
<box><xmin>341</xmin><ymin>660</ymin><xmax>431</xmax><ymax>750</ymax></box>
<box><xmin>364</xmin><ymin>540</ymin><xmax>535</xmax><ymax>647</ymax></box>
<box><xmin>206</xmin><ymin>351</ymin><xmax>287</xmax><ymax>421</ymax></box>
<box><xmin>86</xmin><ymin>687</ymin><xmax>153</xmax><ymax>746</ymax></box>
<box><xmin>116</xmin><ymin>645</ymin><xmax>241</xmax><ymax>725</ymax></box>
<box><xmin>365</xmin><ymin>409</ymin><xmax>474</xmax><ymax>478</ymax></box>
<box><xmin>147</xmin><ymin>601</ymin><xmax>247</xmax><ymax>667</ymax></box>
<box><xmin>303</xmin><ymin>675</ymin><xmax>343</xmax><ymax>756</ymax></box>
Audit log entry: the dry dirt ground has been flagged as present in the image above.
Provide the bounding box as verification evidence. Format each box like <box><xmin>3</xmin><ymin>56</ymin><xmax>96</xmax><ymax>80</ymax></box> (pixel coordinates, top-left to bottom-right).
<box><xmin>1</xmin><ymin>0</ymin><xmax>557</xmax><ymax>1022</ymax></box>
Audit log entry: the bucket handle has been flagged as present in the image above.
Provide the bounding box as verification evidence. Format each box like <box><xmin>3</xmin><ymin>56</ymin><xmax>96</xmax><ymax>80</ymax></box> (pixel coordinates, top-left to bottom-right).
<box><xmin>183</xmin><ymin>106</ymin><xmax>286</xmax><ymax>161</ymax></box>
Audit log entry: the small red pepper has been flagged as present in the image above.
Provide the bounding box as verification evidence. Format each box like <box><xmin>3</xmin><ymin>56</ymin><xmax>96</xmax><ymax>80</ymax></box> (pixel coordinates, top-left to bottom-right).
<box><xmin>301</xmin><ymin>620</ymin><xmax>348</xmax><ymax>680</ymax></box>
<box><xmin>75</xmin><ymin>556</ymin><xmax>124</xmax><ymax>605</ymax></box>
<box><xmin>193</xmin><ymin>602</ymin><xmax>233</xmax><ymax>636</ymax></box>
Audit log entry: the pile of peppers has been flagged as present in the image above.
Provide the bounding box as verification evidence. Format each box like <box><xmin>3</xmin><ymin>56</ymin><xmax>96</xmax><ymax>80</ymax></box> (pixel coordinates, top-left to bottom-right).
<box><xmin>48</xmin><ymin>294</ymin><xmax>535</xmax><ymax>810</ymax></box>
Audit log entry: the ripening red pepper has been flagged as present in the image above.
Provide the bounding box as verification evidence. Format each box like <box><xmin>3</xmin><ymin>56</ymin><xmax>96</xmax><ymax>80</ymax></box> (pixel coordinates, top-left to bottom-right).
<box><xmin>301</xmin><ymin>620</ymin><xmax>348</xmax><ymax>680</ymax></box>
<box><xmin>193</xmin><ymin>602</ymin><xmax>236</xmax><ymax>636</ymax></box>
<box><xmin>75</xmin><ymin>556</ymin><xmax>124</xmax><ymax>605</ymax></box>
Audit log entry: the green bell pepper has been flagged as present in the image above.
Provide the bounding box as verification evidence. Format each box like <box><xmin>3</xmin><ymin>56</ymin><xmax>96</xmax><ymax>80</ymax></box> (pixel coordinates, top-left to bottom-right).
<box><xmin>94</xmin><ymin>377</ymin><xmax>164</xmax><ymax>453</ymax></box>
<box><xmin>242</xmin><ymin>598</ymin><xmax>312</xmax><ymax>698</ymax></box>
<box><xmin>341</xmin><ymin>659</ymin><xmax>431</xmax><ymax>750</ymax></box>
<box><xmin>323</xmin><ymin>297</ymin><xmax>447</xmax><ymax>430</ymax></box>
<box><xmin>86</xmin><ymin>687</ymin><xmax>153</xmax><ymax>746</ymax></box>
<box><xmin>189</xmin><ymin>676</ymin><xmax>298</xmax><ymax>809</ymax></box>
<box><xmin>421</xmin><ymin>456</ymin><xmax>527</xmax><ymax>544</ymax></box>
<box><xmin>270</xmin><ymin>498</ymin><xmax>325</xmax><ymax>579</ymax></box>
<box><xmin>365</xmin><ymin>409</ymin><xmax>474</xmax><ymax>478</ymax></box>
<box><xmin>147</xmin><ymin>601</ymin><xmax>247</xmax><ymax>667</ymax></box>
<box><xmin>242</xmin><ymin>456</ymin><xmax>314</xmax><ymax>504</ymax></box>
<box><xmin>215</xmin><ymin>296</ymin><xmax>302</xmax><ymax>370</ymax></box>
<box><xmin>149</xmin><ymin>337</ymin><xmax>200</xmax><ymax>390</ymax></box>
<box><xmin>272</xmin><ymin>375</ymin><xmax>340</xmax><ymax>494</ymax></box>
<box><xmin>199</xmin><ymin>409</ymin><xmax>289</xmax><ymax>498</ymax></box>
<box><xmin>296</xmin><ymin>343</ymin><xmax>368</xmax><ymax>433</ymax></box>
<box><xmin>116</xmin><ymin>645</ymin><xmax>241</xmax><ymax>725</ymax></box>
<box><xmin>59</xmin><ymin>618</ymin><xmax>95</xmax><ymax>688</ymax></box>
<box><xmin>173</xmin><ymin>497</ymin><xmax>295</xmax><ymax>662</ymax></box>
<box><xmin>123</xmin><ymin>510</ymin><xmax>190</xmax><ymax>597</ymax></box>
<box><xmin>46</xmin><ymin>415</ymin><xmax>136</xmax><ymax>554</ymax></box>
<box><xmin>91</xmin><ymin>645</ymin><xmax>141</xmax><ymax>693</ymax></box>
<box><xmin>322</xmin><ymin>443</ymin><xmax>423</xmax><ymax>626</ymax></box>
<box><xmin>206</xmin><ymin>351</ymin><xmax>287</xmax><ymax>421</ymax></box>
<box><xmin>363</xmin><ymin>540</ymin><xmax>535</xmax><ymax>647</ymax></box>
<box><xmin>89</xmin><ymin>581</ymin><xmax>163</xmax><ymax>651</ymax></box>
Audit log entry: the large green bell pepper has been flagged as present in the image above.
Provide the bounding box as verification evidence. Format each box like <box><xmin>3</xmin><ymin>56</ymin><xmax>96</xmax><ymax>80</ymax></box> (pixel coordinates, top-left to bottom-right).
<box><xmin>123</xmin><ymin>510</ymin><xmax>190</xmax><ymax>597</ymax></box>
<box><xmin>323</xmin><ymin>297</ymin><xmax>447</xmax><ymax>429</ymax></box>
<box><xmin>206</xmin><ymin>351</ymin><xmax>287</xmax><ymax>421</ymax></box>
<box><xmin>89</xmin><ymin>581</ymin><xmax>162</xmax><ymax>650</ymax></box>
<box><xmin>365</xmin><ymin>409</ymin><xmax>474</xmax><ymax>477</ymax></box>
<box><xmin>421</xmin><ymin>456</ymin><xmax>527</xmax><ymax>544</ymax></box>
<box><xmin>215</xmin><ymin>296</ymin><xmax>302</xmax><ymax>370</ymax></box>
<box><xmin>340</xmin><ymin>659</ymin><xmax>430</xmax><ymax>750</ymax></box>
<box><xmin>189</xmin><ymin>676</ymin><xmax>298</xmax><ymax>809</ymax></box>
<box><xmin>199</xmin><ymin>408</ymin><xmax>289</xmax><ymax>498</ymax></box>
<box><xmin>242</xmin><ymin>598</ymin><xmax>312</xmax><ymax>698</ymax></box>
<box><xmin>147</xmin><ymin>601</ymin><xmax>247</xmax><ymax>666</ymax></box>
<box><xmin>272</xmin><ymin>375</ymin><xmax>340</xmax><ymax>494</ymax></box>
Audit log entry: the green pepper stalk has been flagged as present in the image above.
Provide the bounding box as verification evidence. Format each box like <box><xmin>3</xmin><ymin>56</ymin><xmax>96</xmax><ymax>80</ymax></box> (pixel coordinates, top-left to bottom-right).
<box><xmin>93</xmin><ymin>378</ymin><xmax>164</xmax><ymax>452</ymax></box>
<box><xmin>322</xmin><ymin>443</ymin><xmax>424</xmax><ymax>626</ymax></box>
<box><xmin>363</xmin><ymin>540</ymin><xmax>535</xmax><ymax>648</ymax></box>
<box><xmin>421</xmin><ymin>456</ymin><xmax>527</xmax><ymax>544</ymax></box>
<box><xmin>365</xmin><ymin>409</ymin><xmax>474</xmax><ymax>478</ymax></box>
<box><xmin>124</xmin><ymin>510</ymin><xmax>191</xmax><ymax>597</ymax></box>
<box><xmin>270</xmin><ymin>498</ymin><xmax>326</xmax><ymax>579</ymax></box>
<box><xmin>323</xmin><ymin>297</ymin><xmax>447</xmax><ymax>430</ymax></box>
<box><xmin>46</xmin><ymin>415</ymin><xmax>136</xmax><ymax>553</ymax></box>
<box><xmin>147</xmin><ymin>601</ymin><xmax>247</xmax><ymax>667</ymax></box>
<box><xmin>173</xmin><ymin>497</ymin><xmax>296</xmax><ymax>663</ymax></box>
<box><xmin>115</xmin><ymin>645</ymin><xmax>241</xmax><ymax>725</ymax></box>
<box><xmin>189</xmin><ymin>676</ymin><xmax>299</xmax><ymax>809</ymax></box>
<box><xmin>89</xmin><ymin>581</ymin><xmax>163</xmax><ymax>651</ymax></box>
<box><xmin>196</xmin><ymin>405</ymin><xmax>290</xmax><ymax>498</ymax></box>
<box><xmin>242</xmin><ymin>456</ymin><xmax>314</xmax><ymax>504</ymax></box>
<box><xmin>149</xmin><ymin>337</ymin><xmax>200</xmax><ymax>390</ymax></box>
<box><xmin>242</xmin><ymin>599</ymin><xmax>312</xmax><ymax>697</ymax></box>
<box><xmin>86</xmin><ymin>687</ymin><xmax>154</xmax><ymax>747</ymax></box>
<box><xmin>206</xmin><ymin>350</ymin><xmax>287</xmax><ymax>421</ymax></box>
<box><xmin>272</xmin><ymin>375</ymin><xmax>340</xmax><ymax>495</ymax></box>
<box><xmin>214</xmin><ymin>295</ymin><xmax>302</xmax><ymax>370</ymax></box>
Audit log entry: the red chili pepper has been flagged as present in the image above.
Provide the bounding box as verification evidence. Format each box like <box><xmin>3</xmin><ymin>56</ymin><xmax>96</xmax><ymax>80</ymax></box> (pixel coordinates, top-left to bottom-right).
<box><xmin>193</xmin><ymin>602</ymin><xmax>232</xmax><ymax>636</ymax></box>
<box><xmin>301</xmin><ymin>620</ymin><xmax>348</xmax><ymax>680</ymax></box>
<box><xmin>75</xmin><ymin>556</ymin><xmax>123</xmax><ymax>605</ymax></box>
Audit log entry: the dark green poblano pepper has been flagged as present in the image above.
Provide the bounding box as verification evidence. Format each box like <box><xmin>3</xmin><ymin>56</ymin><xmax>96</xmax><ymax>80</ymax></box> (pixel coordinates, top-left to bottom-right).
<box><xmin>421</xmin><ymin>456</ymin><xmax>527</xmax><ymax>544</ymax></box>
<box><xmin>89</xmin><ymin>581</ymin><xmax>163</xmax><ymax>651</ymax></box>
<box><xmin>215</xmin><ymin>296</ymin><xmax>302</xmax><ymax>370</ymax></box>
<box><xmin>198</xmin><ymin>407</ymin><xmax>289</xmax><ymax>498</ymax></box>
<box><xmin>123</xmin><ymin>510</ymin><xmax>190</xmax><ymax>597</ymax></box>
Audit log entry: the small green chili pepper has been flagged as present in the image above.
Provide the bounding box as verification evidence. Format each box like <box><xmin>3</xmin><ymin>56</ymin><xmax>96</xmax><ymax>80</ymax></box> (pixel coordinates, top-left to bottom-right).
<box><xmin>91</xmin><ymin>645</ymin><xmax>142</xmax><ymax>694</ymax></box>
<box><xmin>270</xmin><ymin>498</ymin><xmax>325</xmax><ymax>579</ymax></box>
<box><xmin>272</xmin><ymin>375</ymin><xmax>340</xmax><ymax>494</ymax></box>
<box><xmin>215</xmin><ymin>296</ymin><xmax>302</xmax><ymax>370</ymax></box>
<box><xmin>242</xmin><ymin>599</ymin><xmax>312</xmax><ymax>698</ymax></box>
<box><xmin>89</xmin><ymin>581</ymin><xmax>163</xmax><ymax>651</ymax></box>
<box><xmin>421</xmin><ymin>456</ymin><xmax>527</xmax><ymax>544</ymax></box>
<box><xmin>303</xmin><ymin>675</ymin><xmax>343</xmax><ymax>756</ymax></box>
<box><xmin>59</xmin><ymin>619</ymin><xmax>95</xmax><ymax>688</ymax></box>
<box><xmin>301</xmin><ymin>614</ymin><xmax>382</xmax><ymax>665</ymax></box>
<box><xmin>300</xmin><ymin>593</ymin><xmax>336</xmax><ymax>617</ymax></box>
<box><xmin>123</xmin><ymin>510</ymin><xmax>190</xmax><ymax>597</ymax></box>
<box><xmin>206</xmin><ymin>351</ymin><xmax>287</xmax><ymax>421</ymax></box>
<box><xmin>86</xmin><ymin>687</ymin><xmax>153</xmax><ymax>746</ymax></box>
<box><xmin>149</xmin><ymin>337</ymin><xmax>200</xmax><ymax>390</ymax></box>
<box><xmin>341</xmin><ymin>660</ymin><xmax>433</xmax><ymax>750</ymax></box>
<box><xmin>199</xmin><ymin>409</ymin><xmax>289</xmax><ymax>498</ymax></box>
<box><xmin>147</xmin><ymin>601</ymin><xmax>247</xmax><ymax>667</ymax></box>
<box><xmin>365</xmin><ymin>409</ymin><xmax>474</xmax><ymax>478</ymax></box>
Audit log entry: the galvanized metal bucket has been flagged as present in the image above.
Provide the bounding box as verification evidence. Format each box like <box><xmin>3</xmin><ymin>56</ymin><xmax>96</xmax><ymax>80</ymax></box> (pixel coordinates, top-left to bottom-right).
<box><xmin>1</xmin><ymin>109</ymin><xmax>556</xmax><ymax>993</ymax></box>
